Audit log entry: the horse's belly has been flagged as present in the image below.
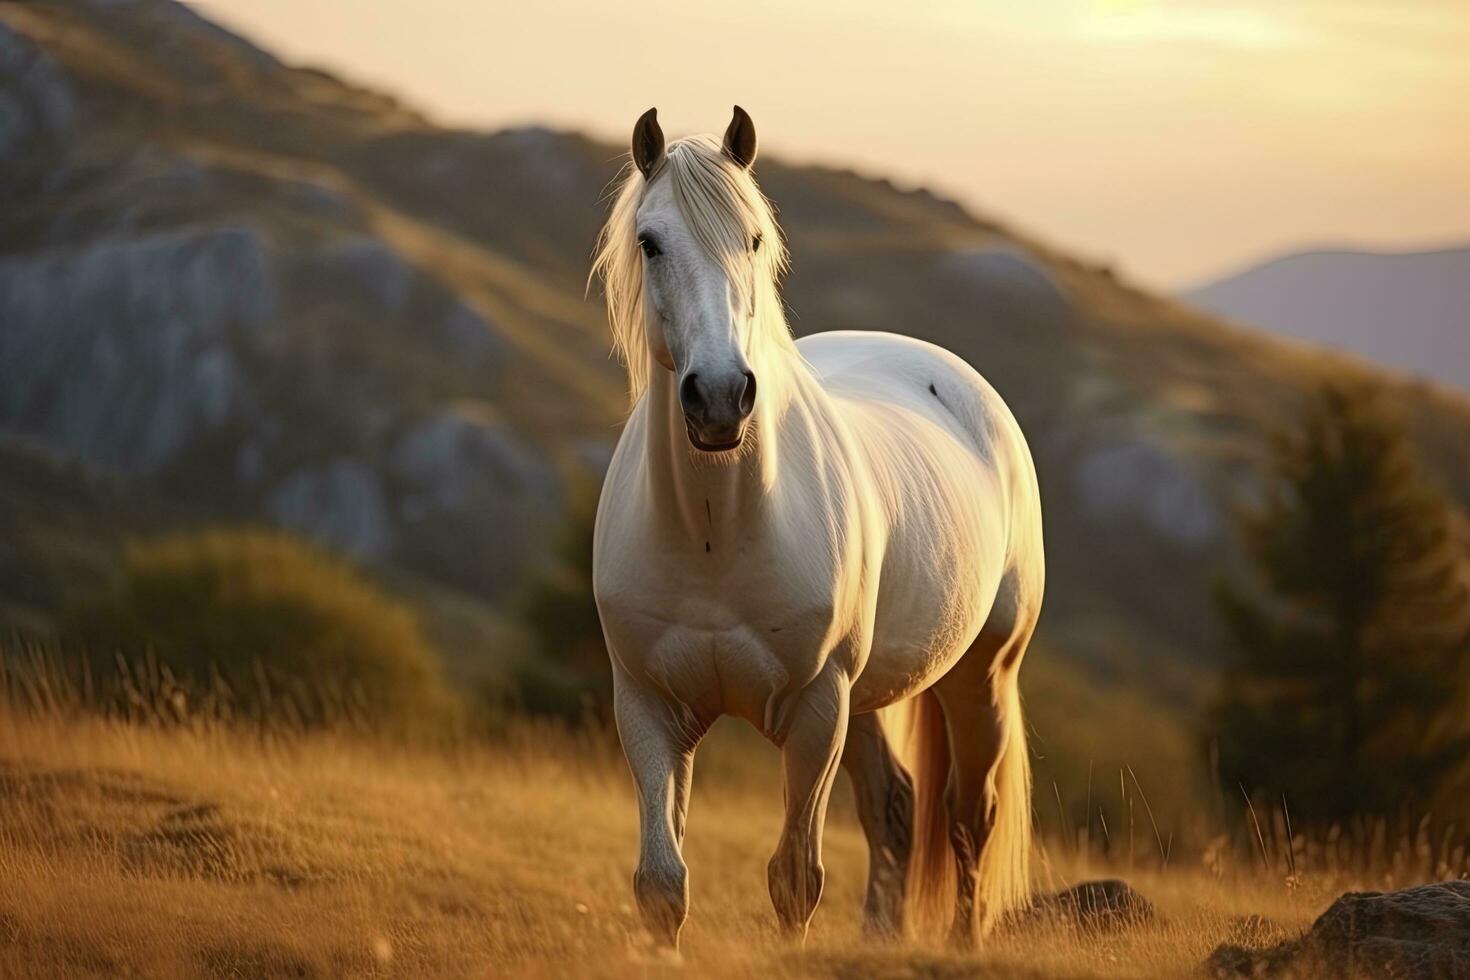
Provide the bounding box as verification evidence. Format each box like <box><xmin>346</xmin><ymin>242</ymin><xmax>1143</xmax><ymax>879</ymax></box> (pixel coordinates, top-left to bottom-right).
<box><xmin>851</xmin><ymin>526</ymin><xmax>1004</xmax><ymax>713</ymax></box>
<box><xmin>851</xmin><ymin>611</ymin><xmax>987</xmax><ymax>713</ymax></box>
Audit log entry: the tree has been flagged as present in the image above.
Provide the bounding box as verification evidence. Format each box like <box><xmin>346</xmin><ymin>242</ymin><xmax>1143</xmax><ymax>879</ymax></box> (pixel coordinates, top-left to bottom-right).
<box><xmin>1214</xmin><ymin>379</ymin><xmax>1470</xmax><ymax>822</ymax></box>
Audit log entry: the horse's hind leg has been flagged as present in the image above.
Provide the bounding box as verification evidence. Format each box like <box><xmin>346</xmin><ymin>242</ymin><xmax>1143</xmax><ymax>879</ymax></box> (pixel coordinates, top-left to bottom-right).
<box><xmin>840</xmin><ymin>711</ymin><xmax>914</xmax><ymax>938</ymax></box>
<box><xmin>612</xmin><ymin>660</ymin><xmax>709</xmax><ymax>949</ymax></box>
<box><xmin>768</xmin><ymin>663</ymin><xmax>851</xmax><ymax>941</ymax></box>
<box><xmin>932</xmin><ymin>619</ymin><xmax>1034</xmax><ymax>948</ymax></box>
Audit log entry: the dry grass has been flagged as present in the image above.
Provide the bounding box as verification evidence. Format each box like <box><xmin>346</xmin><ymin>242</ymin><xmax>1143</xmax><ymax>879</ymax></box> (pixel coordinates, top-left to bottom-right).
<box><xmin>5</xmin><ymin>706</ymin><xmax>1436</xmax><ymax>980</ymax></box>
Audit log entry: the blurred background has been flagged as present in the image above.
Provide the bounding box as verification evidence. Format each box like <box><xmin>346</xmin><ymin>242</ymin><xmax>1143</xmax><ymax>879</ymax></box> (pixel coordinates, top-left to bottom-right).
<box><xmin>1</xmin><ymin>0</ymin><xmax>1467</xmax><ymax>850</ymax></box>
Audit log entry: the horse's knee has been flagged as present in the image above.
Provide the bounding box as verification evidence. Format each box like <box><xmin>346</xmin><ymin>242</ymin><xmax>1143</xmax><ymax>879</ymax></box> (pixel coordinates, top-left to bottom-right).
<box><xmin>633</xmin><ymin>858</ymin><xmax>688</xmax><ymax>947</ymax></box>
<box><xmin>767</xmin><ymin>846</ymin><xmax>825</xmax><ymax>938</ymax></box>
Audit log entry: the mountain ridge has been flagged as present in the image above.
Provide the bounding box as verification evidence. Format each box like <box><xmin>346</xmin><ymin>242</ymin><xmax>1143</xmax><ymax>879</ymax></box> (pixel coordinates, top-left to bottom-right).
<box><xmin>1183</xmin><ymin>245</ymin><xmax>1470</xmax><ymax>392</ymax></box>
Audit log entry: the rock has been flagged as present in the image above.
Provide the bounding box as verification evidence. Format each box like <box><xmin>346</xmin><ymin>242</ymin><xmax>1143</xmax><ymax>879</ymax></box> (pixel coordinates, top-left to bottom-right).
<box><xmin>0</xmin><ymin>225</ymin><xmax>275</xmax><ymax>472</ymax></box>
<box><xmin>308</xmin><ymin>237</ymin><xmax>415</xmax><ymax>312</ymax></box>
<box><xmin>1011</xmin><ymin>878</ymin><xmax>1156</xmax><ymax>931</ymax></box>
<box><xmin>1076</xmin><ymin>437</ymin><xmax>1219</xmax><ymax>545</ymax></box>
<box><xmin>437</xmin><ymin>299</ymin><xmax>504</xmax><ymax>357</ymax></box>
<box><xmin>274</xmin><ymin>177</ymin><xmax>358</xmax><ymax>223</ymax></box>
<box><xmin>940</xmin><ymin>245</ymin><xmax>1072</xmax><ymax>315</ymax></box>
<box><xmin>496</xmin><ymin>126</ymin><xmax>586</xmax><ymax>196</ymax></box>
<box><xmin>1206</xmin><ymin>881</ymin><xmax>1470</xmax><ymax>979</ymax></box>
<box><xmin>267</xmin><ymin>458</ymin><xmax>392</xmax><ymax>558</ymax></box>
<box><xmin>389</xmin><ymin>405</ymin><xmax>553</xmax><ymax>514</ymax></box>
<box><xmin>0</xmin><ymin>22</ymin><xmax>77</xmax><ymax>160</ymax></box>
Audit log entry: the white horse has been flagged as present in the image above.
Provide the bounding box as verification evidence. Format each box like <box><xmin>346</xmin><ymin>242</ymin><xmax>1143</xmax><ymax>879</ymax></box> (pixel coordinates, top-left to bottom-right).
<box><xmin>591</xmin><ymin>107</ymin><xmax>1045</xmax><ymax>949</ymax></box>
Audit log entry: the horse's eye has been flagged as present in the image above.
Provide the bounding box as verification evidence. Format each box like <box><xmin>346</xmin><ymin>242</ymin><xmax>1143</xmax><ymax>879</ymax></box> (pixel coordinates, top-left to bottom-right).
<box><xmin>639</xmin><ymin>237</ymin><xmax>661</xmax><ymax>259</ymax></box>
<box><xmin>752</xmin><ymin>233</ymin><xmax>763</xmax><ymax>253</ymax></box>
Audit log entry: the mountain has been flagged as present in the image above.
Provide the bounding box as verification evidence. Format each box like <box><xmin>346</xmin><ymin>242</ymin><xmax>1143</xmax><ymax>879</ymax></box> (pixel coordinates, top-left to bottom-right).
<box><xmin>1183</xmin><ymin>247</ymin><xmax>1470</xmax><ymax>392</ymax></box>
<box><xmin>4</xmin><ymin>0</ymin><xmax>1470</xmax><ymax>703</ymax></box>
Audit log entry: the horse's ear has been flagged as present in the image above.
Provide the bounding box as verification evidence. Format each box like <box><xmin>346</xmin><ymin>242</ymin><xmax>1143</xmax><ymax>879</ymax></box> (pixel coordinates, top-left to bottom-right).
<box><xmin>722</xmin><ymin>105</ymin><xmax>757</xmax><ymax>169</ymax></box>
<box><xmin>632</xmin><ymin>107</ymin><xmax>665</xmax><ymax>180</ymax></box>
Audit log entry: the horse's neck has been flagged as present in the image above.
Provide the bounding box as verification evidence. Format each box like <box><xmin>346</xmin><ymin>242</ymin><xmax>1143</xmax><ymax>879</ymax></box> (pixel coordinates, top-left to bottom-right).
<box><xmin>643</xmin><ymin>353</ymin><xmax>800</xmax><ymax>545</ymax></box>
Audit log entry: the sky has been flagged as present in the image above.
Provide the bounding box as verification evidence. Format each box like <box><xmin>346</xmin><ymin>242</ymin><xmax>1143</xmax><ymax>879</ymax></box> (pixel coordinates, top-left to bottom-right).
<box><xmin>199</xmin><ymin>0</ymin><xmax>1470</xmax><ymax>288</ymax></box>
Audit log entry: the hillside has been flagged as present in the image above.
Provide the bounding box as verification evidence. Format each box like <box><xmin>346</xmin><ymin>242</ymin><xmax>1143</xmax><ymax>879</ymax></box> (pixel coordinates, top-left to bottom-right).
<box><xmin>4</xmin><ymin>0</ymin><xmax>1470</xmax><ymax>709</ymax></box>
<box><xmin>1183</xmin><ymin>246</ymin><xmax>1470</xmax><ymax>392</ymax></box>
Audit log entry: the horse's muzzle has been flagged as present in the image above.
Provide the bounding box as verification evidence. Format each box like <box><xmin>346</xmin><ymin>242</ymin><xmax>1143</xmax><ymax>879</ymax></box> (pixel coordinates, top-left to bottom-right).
<box><xmin>679</xmin><ymin>368</ymin><xmax>755</xmax><ymax>452</ymax></box>
<box><xmin>684</xmin><ymin>416</ymin><xmax>746</xmax><ymax>453</ymax></box>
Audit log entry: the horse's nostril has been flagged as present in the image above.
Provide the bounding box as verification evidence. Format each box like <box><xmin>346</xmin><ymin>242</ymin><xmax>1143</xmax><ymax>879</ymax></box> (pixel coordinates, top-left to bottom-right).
<box><xmin>679</xmin><ymin>373</ymin><xmax>703</xmax><ymax>415</ymax></box>
<box><xmin>739</xmin><ymin>371</ymin><xmax>757</xmax><ymax>417</ymax></box>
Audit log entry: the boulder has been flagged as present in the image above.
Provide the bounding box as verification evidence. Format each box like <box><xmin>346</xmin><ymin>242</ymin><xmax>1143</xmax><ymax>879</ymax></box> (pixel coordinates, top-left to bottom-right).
<box><xmin>390</xmin><ymin>406</ymin><xmax>553</xmax><ymax>516</ymax></box>
<box><xmin>1076</xmin><ymin>436</ymin><xmax>1220</xmax><ymax>546</ymax></box>
<box><xmin>1207</xmin><ymin>881</ymin><xmax>1470</xmax><ymax>979</ymax></box>
<box><xmin>1011</xmin><ymin>878</ymin><xmax>1156</xmax><ymax>931</ymax></box>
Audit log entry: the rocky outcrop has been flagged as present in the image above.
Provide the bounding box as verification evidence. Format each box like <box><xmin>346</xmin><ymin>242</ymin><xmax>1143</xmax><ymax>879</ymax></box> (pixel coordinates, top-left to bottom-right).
<box><xmin>0</xmin><ymin>226</ymin><xmax>274</xmax><ymax>473</ymax></box>
<box><xmin>940</xmin><ymin>245</ymin><xmax>1072</xmax><ymax>317</ymax></box>
<box><xmin>0</xmin><ymin>22</ymin><xmax>75</xmax><ymax>161</ymax></box>
<box><xmin>1076</xmin><ymin>436</ymin><xmax>1220</xmax><ymax>546</ymax></box>
<box><xmin>1207</xmin><ymin>881</ymin><xmax>1470</xmax><ymax>979</ymax></box>
<box><xmin>390</xmin><ymin>406</ymin><xmax>552</xmax><ymax>520</ymax></box>
<box><xmin>267</xmin><ymin>459</ymin><xmax>391</xmax><ymax>559</ymax></box>
<box><xmin>307</xmin><ymin>236</ymin><xmax>415</xmax><ymax>314</ymax></box>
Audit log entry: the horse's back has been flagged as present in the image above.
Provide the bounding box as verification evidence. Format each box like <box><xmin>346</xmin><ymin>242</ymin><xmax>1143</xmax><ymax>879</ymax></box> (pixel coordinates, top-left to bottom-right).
<box><xmin>797</xmin><ymin>330</ymin><xmax>1044</xmax><ymax>709</ymax></box>
<box><xmin>797</xmin><ymin>330</ymin><xmax>1033</xmax><ymax>496</ymax></box>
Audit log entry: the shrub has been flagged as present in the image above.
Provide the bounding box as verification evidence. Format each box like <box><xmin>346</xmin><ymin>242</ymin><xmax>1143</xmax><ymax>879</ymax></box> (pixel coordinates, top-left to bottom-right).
<box><xmin>63</xmin><ymin>527</ymin><xmax>453</xmax><ymax>730</ymax></box>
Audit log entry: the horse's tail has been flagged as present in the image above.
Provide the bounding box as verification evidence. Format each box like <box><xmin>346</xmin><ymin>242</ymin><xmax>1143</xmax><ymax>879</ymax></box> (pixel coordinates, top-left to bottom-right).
<box><xmin>978</xmin><ymin>674</ymin><xmax>1032</xmax><ymax>932</ymax></box>
<box><xmin>895</xmin><ymin>676</ymin><xmax>1033</xmax><ymax>935</ymax></box>
<box><xmin>899</xmin><ymin>688</ymin><xmax>953</xmax><ymax>932</ymax></box>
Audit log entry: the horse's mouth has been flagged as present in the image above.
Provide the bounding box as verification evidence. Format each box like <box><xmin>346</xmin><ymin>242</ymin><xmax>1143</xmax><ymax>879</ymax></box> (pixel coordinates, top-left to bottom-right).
<box><xmin>685</xmin><ymin>419</ymin><xmax>744</xmax><ymax>453</ymax></box>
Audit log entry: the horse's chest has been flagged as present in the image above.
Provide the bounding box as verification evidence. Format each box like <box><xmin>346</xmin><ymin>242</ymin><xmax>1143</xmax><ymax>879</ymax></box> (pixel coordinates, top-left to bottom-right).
<box><xmin>597</xmin><ymin>552</ymin><xmax>850</xmax><ymax>730</ymax></box>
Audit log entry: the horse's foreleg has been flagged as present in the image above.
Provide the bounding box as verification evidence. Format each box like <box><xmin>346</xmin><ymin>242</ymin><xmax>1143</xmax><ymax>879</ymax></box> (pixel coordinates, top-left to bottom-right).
<box><xmin>841</xmin><ymin>711</ymin><xmax>914</xmax><ymax>939</ymax></box>
<box><xmin>768</xmin><ymin>665</ymin><xmax>851</xmax><ymax>941</ymax></box>
<box><xmin>613</xmin><ymin>661</ymin><xmax>707</xmax><ymax>949</ymax></box>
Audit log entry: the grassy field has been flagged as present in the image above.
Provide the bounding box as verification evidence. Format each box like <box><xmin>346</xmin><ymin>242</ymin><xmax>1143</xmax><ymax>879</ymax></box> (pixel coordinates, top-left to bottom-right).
<box><xmin>5</xmin><ymin>705</ymin><xmax>1432</xmax><ymax>980</ymax></box>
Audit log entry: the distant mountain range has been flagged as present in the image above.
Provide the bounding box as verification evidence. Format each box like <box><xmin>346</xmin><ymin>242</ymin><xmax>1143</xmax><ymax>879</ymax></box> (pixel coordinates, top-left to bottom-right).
<box><xmin>4</xmin><ymin>0</ymin><xmax>1470</xmax><ymax>708</ymax></box>
<box><xmin>1183</xmin><ymin>246</ymin><xmax>1470</xmax><ymax>392</ymax></box>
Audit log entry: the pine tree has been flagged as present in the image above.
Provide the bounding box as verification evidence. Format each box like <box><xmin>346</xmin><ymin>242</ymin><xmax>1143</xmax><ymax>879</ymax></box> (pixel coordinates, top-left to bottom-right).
<box><xmin>1214</xmin><ymin>379</ymin><xmax>1470</xmax><ymax>822</ymax></box>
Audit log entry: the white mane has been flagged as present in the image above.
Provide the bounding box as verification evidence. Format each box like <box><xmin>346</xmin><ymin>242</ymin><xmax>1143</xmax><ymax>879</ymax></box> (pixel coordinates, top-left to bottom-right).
<box><xmin>591</xmin><ymin>134</ymin><xmax>794</xmax><ymax>406</ymax></box>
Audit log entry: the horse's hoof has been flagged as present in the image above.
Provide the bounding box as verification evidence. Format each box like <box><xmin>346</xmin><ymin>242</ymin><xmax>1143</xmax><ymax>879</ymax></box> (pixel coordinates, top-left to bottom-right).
<box><xmin>629</xmin><ymin>942</ymin><xmax>683</xmax><ymax>966</ymax></box>
<box><xmin>861</xmin><ymin>920</ymin><xmax>903</xmax><ymax>943</ymax></box>
<box><xmin>776</xmin><ymin>918</ymin><xmax>810</xmax><ymax>945</ymax></box>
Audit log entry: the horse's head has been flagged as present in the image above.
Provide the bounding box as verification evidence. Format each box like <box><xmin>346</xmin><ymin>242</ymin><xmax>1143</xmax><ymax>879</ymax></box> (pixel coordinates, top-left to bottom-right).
<box><xmin>594</xmin><ymin>107</ymin><xmax>792</xmax><ymax>454</ymax></box>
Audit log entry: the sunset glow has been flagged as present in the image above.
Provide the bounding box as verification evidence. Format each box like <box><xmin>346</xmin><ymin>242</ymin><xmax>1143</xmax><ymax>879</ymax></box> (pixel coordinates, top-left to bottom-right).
<box><xmin>194</xmin><ymin>0</ymin><xmax>1470</xmax><ymax>284</ymax></box>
